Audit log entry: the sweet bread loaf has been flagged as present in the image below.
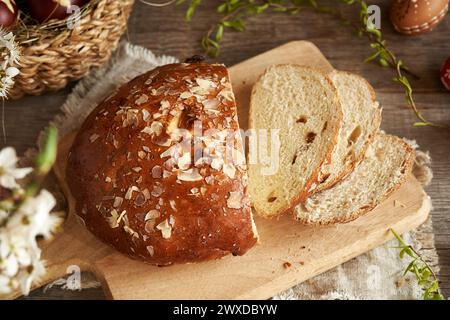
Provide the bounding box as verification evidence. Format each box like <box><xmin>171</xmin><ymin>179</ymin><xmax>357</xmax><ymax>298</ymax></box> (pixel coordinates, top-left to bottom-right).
<box><xmin>66</xmin><ymin>62</ymin><xmax>259</xmax><ymax>265</ymax></box>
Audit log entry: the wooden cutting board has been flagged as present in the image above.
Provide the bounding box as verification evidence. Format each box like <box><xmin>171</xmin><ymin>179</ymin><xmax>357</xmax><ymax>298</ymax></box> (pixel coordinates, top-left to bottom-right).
<box><xmin>13</xmin><ymin>41</ymin><xmax>431</xmax><ymax>300</ymax></box>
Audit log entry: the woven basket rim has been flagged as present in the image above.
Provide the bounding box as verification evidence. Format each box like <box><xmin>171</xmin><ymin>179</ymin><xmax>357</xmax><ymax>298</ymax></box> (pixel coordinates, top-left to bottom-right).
<box><xmin>12</xmin><ymin>0</ymin><xmax>112</xmax><ymax>47</ymax></box>
<box><xmin>8</xmin><ymin>0</ymin><xmax>135</xmax><ymax>99</ymax></box>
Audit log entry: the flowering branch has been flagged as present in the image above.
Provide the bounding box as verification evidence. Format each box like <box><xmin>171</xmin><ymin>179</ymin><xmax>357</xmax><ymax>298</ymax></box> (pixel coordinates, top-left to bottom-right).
<box><xmin>0</xmin><ymin>126</ymin><xmax>62</xmax><ymax>296</ymax></box>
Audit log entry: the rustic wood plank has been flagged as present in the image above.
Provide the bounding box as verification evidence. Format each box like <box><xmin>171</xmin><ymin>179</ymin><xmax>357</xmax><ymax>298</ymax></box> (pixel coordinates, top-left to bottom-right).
<box><xmin>4</xmin><ymin>0</ymin><xmax>450</xmax><ymax>299</ymax></box>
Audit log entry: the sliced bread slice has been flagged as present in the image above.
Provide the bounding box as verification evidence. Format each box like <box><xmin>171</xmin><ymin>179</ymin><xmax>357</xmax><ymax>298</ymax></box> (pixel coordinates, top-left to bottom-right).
<box><xmin>313</xmin><ymin>71</ymin><xmax>382</xmax><ymax>193</ymax></box>
<box><xmin>248</xmin><ymin>65</ymin><xmax>343</xmax><ymax>218</ymax></box>
<box><xmin>294</xmin><ymin>134</ymin><xmax>415</xmax><ymax>225</ymax></box>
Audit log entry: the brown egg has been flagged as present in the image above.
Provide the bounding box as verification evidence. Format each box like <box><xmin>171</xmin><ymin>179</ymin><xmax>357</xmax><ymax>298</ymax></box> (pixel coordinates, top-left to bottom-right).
<box><xmin>390</xmin><ymin>0</ymin><xmax>449</xmax><ymax>35</ymax></box>
<box><xmin>0</xmin><ymin>0</ymin><xmax>18</xmax><ymax>28</ymax></box>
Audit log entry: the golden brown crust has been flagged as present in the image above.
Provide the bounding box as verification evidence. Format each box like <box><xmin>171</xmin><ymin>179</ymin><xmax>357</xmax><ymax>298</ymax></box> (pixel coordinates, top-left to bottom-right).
<box><xmin>66</xmin><ymin>63</ymin><xmax>258</xmax><ymax>266</ymax></box>
<box><xmin>248</xmin><ymin>64</ymin><xmax>344</xmax><ymax>219</ymax></box>
<box><xmin>295</xmin><ymin>134</ymin><xmax>416</xmax><ymax>226</ymax></box>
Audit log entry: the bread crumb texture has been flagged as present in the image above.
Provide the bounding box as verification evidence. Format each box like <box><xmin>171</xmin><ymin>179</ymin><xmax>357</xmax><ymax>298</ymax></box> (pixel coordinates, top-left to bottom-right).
<box><xmin>294</xmin><ymin>134</ymin><xmax>415</xmax><ymax>225</ymax></box>
<box><xmin>249</xmin><ymin>65</ymin><xmax>343</xmax><ymax>218</ymax></box>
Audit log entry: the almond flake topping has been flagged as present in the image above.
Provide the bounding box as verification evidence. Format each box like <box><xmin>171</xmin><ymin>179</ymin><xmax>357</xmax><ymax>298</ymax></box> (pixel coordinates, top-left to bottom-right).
<box><xmin>146</xmin><ymin>246</ymin><xmax>155</xmax><ymax>257</ymax></box>
<box><xmin>227</xmin><ymin>192</ymin><xmax>243</xmax><ymax>209</ymax></box>
<box><xmin>177</xmin><ymin>168</ymin><xmax>203</xmax><ymax>182</ymax></box>
<box><xmin>223</xmin><ymin>163</ymin><xmax>236</xmax><ymax>179</ymax></box>
<box><xmin>196</xmin><ymin>78</ymin><xmax>215</xmax><ymax>88</ymax></box>
<box><xmin>195</xmin><ymin>157</ymin><xmax>209</xmax><ymax>167</ymax></box>
<box><xmin>89</xmin><ymin>134</ymin><xmax>100</xmax><ymax>143</ymax></box>
<box><xmin>141</xmin><ymin>121</ymin><xmax>163</xmax><ymax>136</ymax></box>
<box><xmin>202</xmin><ymin>99</ymin><xmax>220</xmax><ymax>110</ymax></box>
<box><xmin>160</xmin><ymin>145</ymin><xmax>178</xmax><ymax>158</ymax></box>
<box><xmin>156</xmin><ymin>219</ymin><xmax>172</xmax><ymax>239</ymax></box>
<box><xmin>177</xmin><ymin>152</ymin><xmax>191</xmax><ymax>170</ymax></box>
<box><xmin>218</xmin><ymin>88</ymin><xmax>234</xmax><ymax>102</ymax></box>
<box><xmin>205</xmin><ymin>176</ymin><xmax>215</xmax><ymax>185</ymax></box>
<box><xmin>160</xmin><ymin>100</ymin><xmax>170</xmax><ymax>109</ymax></box>
<box><xmin>142</xmin><ymin>188</ymin><xmax>151</xmax><ymax>200</ymax></box>
<box><xmin>180</xmin><ymin>92</ymin><xmax>193</xmax><ymax>99</ymax></box>
<box><xmin>141</xmin><ymin>126</ymin><xmax>153</xmax><ymax>135</ymax></box>
<box><xmin>134</xmin><ymin>193</ymin><xmax>146</xmax><ymax>206</ymax></box>
<box><xmin>135</xmin><ymin>94</ymin><xmax>149</xmax><ymax>105</ymax></box>
<box><xmin>124</xmin><ymin>226</ymin><xmax>139</xmax><ymax>238</ymax></box>
<box><xmin>151</xmin><ymin>185</ymin><xmax>164</xmax><ymax>197</ymax></box>
<box><xmin>138</xmin><ymin>151</ymin><xmax>147</xmax><ymax>159</ymax></box>
<box><xmin>125</xmin><ymin>186</ymin><xmax>140</xmax><ymax>200</ymax></box>
<box><xmin>145</xmin><ymin>209</ymin><xmax>160</xmax><ymax>221</ymax></box>
<box><xmin>151</xmin><ymin>121</ymin><xmax>163</xmax><ymax>135</ymax></box>
<box><xmin>211</xmin><ymin>158</ymin><xmax>223</xmax><ymax>171</ymax></box>
<box><xmin>169</xmin><ymin>200</ymin><xmax>177</xmax><ymax>211</ymax></box>
<box><xmin>107</xmin><ymin>209</ymin><xmax>127</xmax><ymax>228</ymax></box>
<box><xmin>113</xmin><ymin>197</ymin><xmax>123</xmax><ymax>208</ymax></box>
<box><xmin>142</xmin><ymin>109</ymin><xmax>151</xmax><ymax>121</ymax></box>
<box><xmin>145</xmin><ymin>220</ymin><xmax>156</xmax><ymax>233</ymax></box>
<box><xmin>152</xmin><ymin>165</ymin><xmax>162</xmax><ymax>178</ymax></box>
<box><xmin>153</xmin><ymin>112</ymin><xmax>162</xmax><ymax>119</ymax></box>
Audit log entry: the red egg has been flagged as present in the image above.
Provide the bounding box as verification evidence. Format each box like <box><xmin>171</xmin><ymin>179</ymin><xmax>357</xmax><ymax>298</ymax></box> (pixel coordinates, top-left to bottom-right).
<box><xmin>27</xmin><ymin>0</ymin><xmax>90</xmax><ymax>23</ymax></box>
<box><xmin>0</xmin><ymin>0</ymin><xmax>18</xmax><ymax>28</ymax></box>
<box><xmin>441</xmin><ymin>57</ymin><xmax>450</xmax><ymax>91</ymax></box>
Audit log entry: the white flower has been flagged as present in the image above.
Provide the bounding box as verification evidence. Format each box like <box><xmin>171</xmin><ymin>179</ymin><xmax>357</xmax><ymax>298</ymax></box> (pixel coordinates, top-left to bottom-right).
<box><xmin>0</xmin><ymin>27</ymin><xmax>21</xmax><ymax>99</ymax></box>
<box><xmin>0</xmin><ymin>189</ymin><xmax>61</xmax><ymax>296</ymax></box>
<box><xmin>6</xmin><ymin>66</ymin><xmax>19</xmax><ymax>78</ymax></box>
<box><xmin>0</xmin><ymin>28</ymin><xmax>20</xmax><ymax>65</ymax></box>
<box><xmin>0</xmin><ymin>147</ymin><xmax>33</xmax><ymax>189</ymax></box>
<box><xmin>0</xmin><ymin>274</ymin><xmax>11</xmax><ymax>294</ymax></box>
<box><xmin>2</xmin><ymin>255</ymin><xmax>18</xmax><ymax>277</ymax></box>
<box><xmin>11</xmin><ymin>190</ymin><xmax>58</xmax><ymax>240</ymax></box>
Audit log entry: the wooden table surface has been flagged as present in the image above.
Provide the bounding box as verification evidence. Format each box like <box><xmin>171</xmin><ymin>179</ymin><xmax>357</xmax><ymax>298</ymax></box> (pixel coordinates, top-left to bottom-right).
<box><xmin>5</xmin><ymin>0</ymin><xmax>449</xmax><ymax>299</ymax></box>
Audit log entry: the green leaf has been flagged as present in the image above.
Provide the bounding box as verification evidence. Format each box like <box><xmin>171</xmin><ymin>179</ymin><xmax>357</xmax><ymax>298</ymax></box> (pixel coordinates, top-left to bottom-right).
<box><xmin>421</xmin><ymin>268</ymin><xmax>431</xmax><ymax>281</ymax></box>
<box><xmin>414</xmin><ymin>122</ymin><xmax>431</xmax><ymax>127</ymax></box>
<box><xmin>217</xmin><ymin>3</ymin><xmax>227</xmax><ymax>13</ymax></box>
<box><xmin>427</xmin><ymin>280</ymin><xmax>439</xmax><ymax>293</ymax></box>
<box><xmin>399</xmin><ymin>246</ymin><xmax>415</xmax><ymax>259</ymax></box>
<box><xmin>35</xmin><ymin>126</ymin><xmax>58</xmax><ymax>176</ymax></box>
<box><xmin>216</xmin><ymin>24</ymin><xmax>224</xmax><ymax>41</ymax></box>
<box><xmin>378</xmin><ymin>58</ymin><xmax>389</xmax><ymax>67</ymax></box>
<box><xmin>403</xmin><ymin>260</ymin><xmax>416</xmax><ymax>276</ymax></box>
<box><xmin>364</xmin><ymin>50</ymin><xmax>380</xmax><ymax>63</ymax></box>
<box><xmin>431</xmin><ymin>293</ymin><xmax>445</xmax><ymax>300</ymax></box>
<box><xmin>222</xmin><ymin>19</ymin><xmax>246</xmax><ymax>32</ymax></box>
<box><xmin>255</xmin><ymin>3</ymin><xmax>269</xmax><ymax>14</ymax></box>
<box><xmin>272</xmin><ymin>7</ymin><xmax>288</xmax><ymax>12</ymax></box>
<box><xmin>185</xmin><ymin>0</ymin><xmax>202</xmax><ymax>21</ymax></box>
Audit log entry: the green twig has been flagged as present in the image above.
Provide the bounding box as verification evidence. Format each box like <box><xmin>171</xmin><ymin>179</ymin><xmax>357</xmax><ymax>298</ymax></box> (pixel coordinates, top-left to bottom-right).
<box><xmin>174</xmin><ymin>0</ymin><xmax>450</xmax><ymax>131</ymax></box>
<box><xmin>390</xmin><ymin>228</ymin><xmax>444</xmax><ymax>300</ymax></box>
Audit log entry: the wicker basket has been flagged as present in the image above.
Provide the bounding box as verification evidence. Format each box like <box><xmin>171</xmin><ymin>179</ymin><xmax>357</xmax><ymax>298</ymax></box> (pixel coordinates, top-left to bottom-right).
<box><xmin>10</xmin><ymin>0</ymin><xmax>135</xmax><ymax>99</ymax></box>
